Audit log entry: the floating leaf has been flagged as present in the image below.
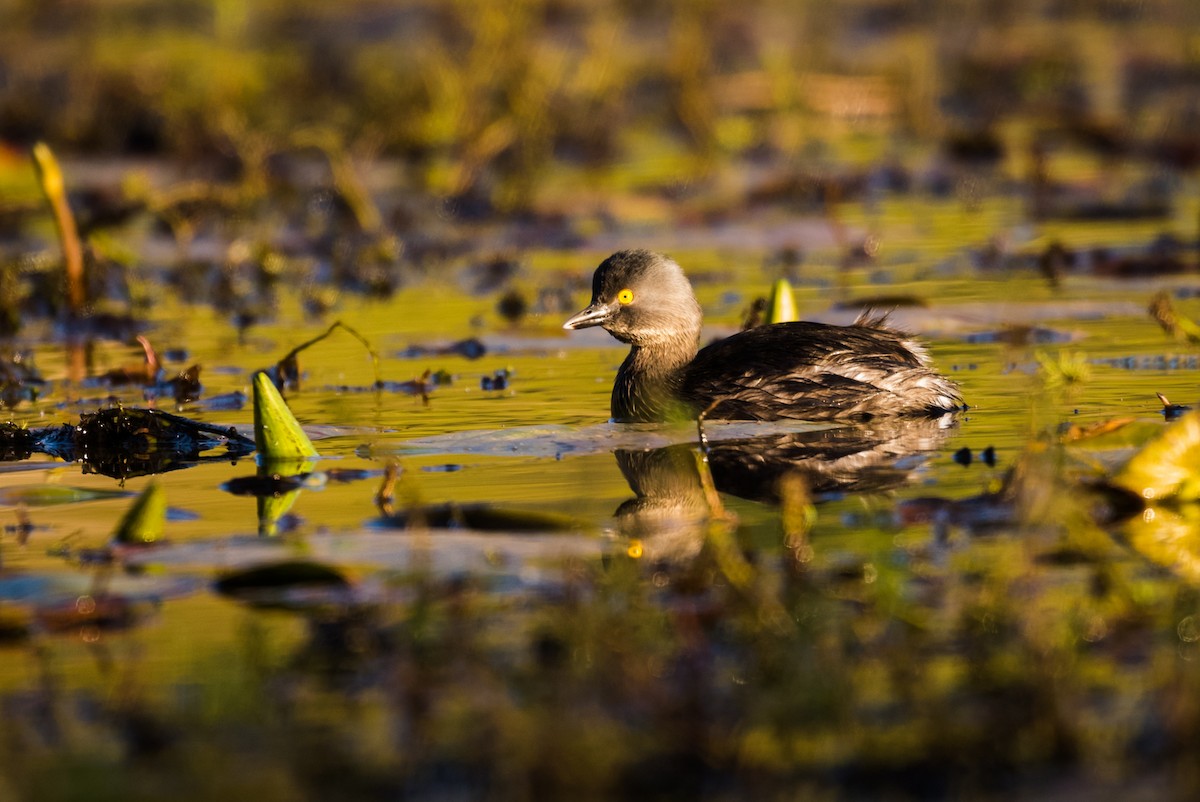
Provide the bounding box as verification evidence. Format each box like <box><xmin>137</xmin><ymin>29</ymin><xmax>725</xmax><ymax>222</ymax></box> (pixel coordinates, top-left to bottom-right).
<box><xmin>0</xmin><ymin>485</ymin><xmax>130</xmax><ymax>507</ymax></box>
<box><xmin>112</xmin><ymin>481</ymin><xmax>166</xmax><ymax>545</ymax></box>
<box><xmin>1114</xmin><ymin>408</ymin><xmax>1200</xmax><ymax>502</ymax></box>
<box><xmin>1059</xmin><ymin>417</ymin><xmax>1137</xmax><ymax>444</ymax></box>
<box><xmin>766</xmin><ymin>278</ymin><xmax>797</xmax><ymax>324</ymax></box>
<box><xmin>252</xmin><ymin>371</ymin><xmax>318</xmax><ymax>459</ymax></box>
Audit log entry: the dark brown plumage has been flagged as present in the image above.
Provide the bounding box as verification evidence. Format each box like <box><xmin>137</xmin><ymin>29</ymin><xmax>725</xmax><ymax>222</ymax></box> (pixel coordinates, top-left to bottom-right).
<box><xmin>563</xmin><ymin>250</ymin><xmax>963</xmax><ymax>423</ymax></box>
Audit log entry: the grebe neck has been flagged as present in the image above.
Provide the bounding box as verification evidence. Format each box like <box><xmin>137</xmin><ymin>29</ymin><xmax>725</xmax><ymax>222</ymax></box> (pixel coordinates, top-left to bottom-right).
<box><xmin>612</xmin><ymin>329</ymin><xmax>699</xmax><ymax>422</ymax></box>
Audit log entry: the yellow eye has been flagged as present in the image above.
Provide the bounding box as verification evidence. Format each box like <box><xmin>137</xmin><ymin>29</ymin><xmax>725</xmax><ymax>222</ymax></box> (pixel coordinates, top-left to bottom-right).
<box><xmin>617</xmin><ymin>288</ymin><xmax>634</xmax><ymax>305</ymax></box>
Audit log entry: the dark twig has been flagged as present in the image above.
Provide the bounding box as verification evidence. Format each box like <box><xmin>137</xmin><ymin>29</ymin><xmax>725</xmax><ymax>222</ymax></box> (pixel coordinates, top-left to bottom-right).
<box><xmin>275</xmin><ymin>320</ymin><xmax>383</xmax><ymax>390</ymax></box>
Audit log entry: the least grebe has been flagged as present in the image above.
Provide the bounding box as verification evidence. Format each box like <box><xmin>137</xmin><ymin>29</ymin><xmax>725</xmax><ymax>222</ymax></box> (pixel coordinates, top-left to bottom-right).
<box><xmin>563</xmin><ymin>249</ymin><xmax>963</xmax><ymax>422</ymax></box>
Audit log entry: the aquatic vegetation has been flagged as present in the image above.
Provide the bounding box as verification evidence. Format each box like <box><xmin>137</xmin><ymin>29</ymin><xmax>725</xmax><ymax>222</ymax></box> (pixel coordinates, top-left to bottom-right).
<box><xmin>252</xmin><ymin>371</ymin><xmax>318</xmax><ymax>460</ymax></box>
<box><xmin>111</xmin><ymin>481</ymin><xmax>166</xmax><ymax>545</ymax></box>
<box><xmin>270</xmin><ymin>320</ymin><xmax>381</xmax><ymax>391</ymax></box>
<box><xmin>1114</xmin><ymin>408</ymin><xmax>1200</xmax><ymax>504</ymax></box>
<box><xmin>766</xmin><ymin>277</ymin><xmax>797</xmax><ymax>324</ymax></box>
<box><xmin>30</xmin><ymin>143</ymin><xmax>84</xmax><ymax>317</ymax></box>
<box><xmin>247</xmin><ymin>371</ymin><xmax>321</xmax><ymax>535</ymax></box>
<box><xmin>1149</xmin><ymin>290</ymin><xmax>1200</xmax><ymax>344</ymax></box>
<box><xmin>4</xmin><ymin>1</ymin><xmax>1200</xmax><ymax>799</ymax></box>
<box><xmin>1035</xmin><ymin>348</ymin><xmax>1093</xmax><ymax>400</ymax></box>
<box><xmin>0</xmin><ymin>406</ymin><xmax>254</xmax><ymax>479</ymax></box>
<box><xmin>1158</xmin><ymin>392</ymin><xmax>1192</xmax><ymax>420</ymax></box>
<box><xmin>0</xmin><ymin>350</ymin><xmax>44</xmax><ymax>408</ymax></box>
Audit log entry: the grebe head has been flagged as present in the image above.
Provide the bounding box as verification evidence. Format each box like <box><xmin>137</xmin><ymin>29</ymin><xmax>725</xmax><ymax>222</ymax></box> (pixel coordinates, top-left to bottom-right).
<box><xmin>562</xmin><ymin>250</ymin><xmax>702</xmax><ymax>347</ymax></box>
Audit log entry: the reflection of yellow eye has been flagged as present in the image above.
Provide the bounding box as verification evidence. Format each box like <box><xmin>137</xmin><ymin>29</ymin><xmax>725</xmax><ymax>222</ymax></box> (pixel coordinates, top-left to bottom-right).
<box><xmin>617</xmin><ymin>288</ymin><xmax>634</xmax><ymax>305</ymax></box>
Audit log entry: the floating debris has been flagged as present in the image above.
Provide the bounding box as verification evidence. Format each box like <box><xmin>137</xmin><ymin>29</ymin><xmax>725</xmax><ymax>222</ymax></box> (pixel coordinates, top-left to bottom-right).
<box><xmin>99</xmin><ymin>334</ymin><xmax>160</xmax><ymax>386</ymax></box>
<box><xmin>372</xmin><ymin>369</ymin><xmax>442</xmax><ymax>401</ymax></box>
<box><xmin>739</xmin><ymin>297</ymin><xmax>766</xmax><ymax>331</ymax></box>
<box><xmin>99</xmin><ymin>335</ymin><xmax>204</xmax><ymax>405</ymax></box>
<box><xmin>397</xmin><ymin>337</ymin><xmax>487</xmax><ymax>360</ymax></box>
<box><xmin>1059</xmin><ymin>417</ymin><xmax>1137</xmax><ymax>443</ymax></box>
<box><xmin>214</xmin><ymin>560</ymin><xmax>351</xmax><ymax>609</ymax></box>
<box><xmin>1158</xmin><ymin>393</ymin><xmax>1192</xmax><ymax>421</ymax></box>
<box><xmin>964</xmin><ymin>325</ymin><xmax>1075</xmax><ymax>346</ymax></box>
<box><xmin>0</xmin><ymin>350</ymin><xmax>45</xmax><ymax>408</ymax></box>
<box><xmin>481</xmin><ymin>369</ymin><xmax>510</xmax><ymax>391</ymax></box>
<box><xmin>0</xmin><ymin>407</ymin><xmax>255</xmax><ymax>479</ymax></box>
<box><xmin>190</xmin><ymin>390</ymin><xmax>246</xmax><ymax>412</ymax></box>
<box><xmin>1038</xmin><ymin>241</ymin><xmax>1074</xmax><ymax>287</ymax></box>
<box><xmin>496</xmin><ymin>289</ymin><xmax>528</xmax><ymax>324</ymax></box>
<box><xmin>222</xmin><ymin>472</ymin><xmax>310</xmax><ymax>497</ymax></box>
<box><xmin>271</xmin><ymin>320</ymin><xmax>381</xmax><ymax>391</ymax></box>
<box><xmin>322</xmin><ymin>468</ymin><xmax>379</xmax><ymax>483</ymax></box>
<box><xmin>462</xmin><ymin>254</ymin><xmax>520</xmax><ymax>295</ymax></box>
<box><xmin>0</xmin><ymin>422</ymin><xmax>34</xmax><ymax>462</ymax></box>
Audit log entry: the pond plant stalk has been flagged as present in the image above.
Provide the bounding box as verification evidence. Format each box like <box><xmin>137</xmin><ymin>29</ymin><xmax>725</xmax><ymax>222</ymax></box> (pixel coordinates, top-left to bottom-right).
<box><xmin>31</xmin><ymin>142</ymin><xmax>85</xmax><ymax>318</ymax></box>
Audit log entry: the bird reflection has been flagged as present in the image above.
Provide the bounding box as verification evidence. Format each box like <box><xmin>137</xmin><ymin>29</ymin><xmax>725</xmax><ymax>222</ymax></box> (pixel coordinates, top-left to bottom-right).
<box><xmin>614</xmin><ymin>416</ymin><xmax>956</xmax><ymax>561</ymax></box>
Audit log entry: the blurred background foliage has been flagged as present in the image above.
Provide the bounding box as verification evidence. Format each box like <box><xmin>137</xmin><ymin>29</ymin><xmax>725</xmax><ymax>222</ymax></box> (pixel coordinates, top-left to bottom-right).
<box><xmin>3</xmin><ymin>0</ymin><xmax>1198</xmax><ymax>213</ymax></box>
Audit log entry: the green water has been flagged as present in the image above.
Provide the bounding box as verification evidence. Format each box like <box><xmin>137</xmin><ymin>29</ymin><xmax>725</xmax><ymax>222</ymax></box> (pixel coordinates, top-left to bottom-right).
<box><xmin>3</xmin><ymin>196</ymin><xmax>1200</xmax><ymax>798</ymax></box>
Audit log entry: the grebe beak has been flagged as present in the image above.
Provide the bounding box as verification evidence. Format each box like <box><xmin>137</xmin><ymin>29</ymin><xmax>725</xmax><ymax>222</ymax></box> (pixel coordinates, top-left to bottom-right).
<box><xmin>563</xmin><ymin>301</ymin><xmax>615</xmax><ymax>330</ymax></box>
